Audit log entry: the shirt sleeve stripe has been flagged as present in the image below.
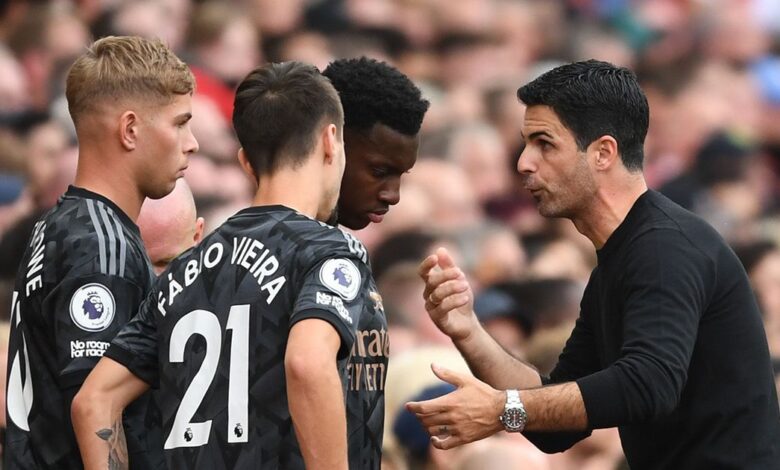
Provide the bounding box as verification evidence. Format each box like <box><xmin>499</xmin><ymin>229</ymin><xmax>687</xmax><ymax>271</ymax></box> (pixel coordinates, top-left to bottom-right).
<box><xmin>97</xmin><ymin>202</ymin><xmax>118</xmax><ymax>276</ymax></box>
<box><xmin>107</xmin><ymin>209</ymin><xmax>127</xmax><ymax>278</ymax></box>
<box><xmin>86</xmin><ymin>199</ymin><xmax>108</xmax><ymax>275</ymax></box>
<box><xmin>340</xmin><ymin>230</ymin><xmax>368</xmax><ymax>264</ymax></box>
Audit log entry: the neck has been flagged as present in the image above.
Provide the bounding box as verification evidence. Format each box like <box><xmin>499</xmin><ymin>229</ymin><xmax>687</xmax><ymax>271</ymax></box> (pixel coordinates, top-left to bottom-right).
<box><xmin>74</xmin><ymin>150</ymin><xmax>144</xmax><ymax>222</ymax></box>
<box><xmin>571</xmin><ymin>173</ymin><xmax>648</xmax><ymax>249</ymax></box>
<box><xmin>251</xmin><ymin>163</ymin><xmax>325</xmax><ymax>219</ymax></box>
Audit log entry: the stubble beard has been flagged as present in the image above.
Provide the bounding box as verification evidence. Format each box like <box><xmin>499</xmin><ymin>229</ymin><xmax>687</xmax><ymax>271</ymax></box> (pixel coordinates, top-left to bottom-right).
<box><xmin>537</xmin><ymin>190</ymin><xmax>571</xmax><ymax>219</ymax></box>
<box><xmin>536</xmin><ymin>157</ymin><xmax>595</xmax><ymax>220</ymax></box>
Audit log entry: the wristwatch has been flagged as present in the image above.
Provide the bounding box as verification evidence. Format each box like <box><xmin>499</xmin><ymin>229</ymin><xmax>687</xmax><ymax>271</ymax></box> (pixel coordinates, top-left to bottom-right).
<box><xmin>499</xmin><ymin>389</ymin><xmax>528</xmax><ymax>432</ymax></box>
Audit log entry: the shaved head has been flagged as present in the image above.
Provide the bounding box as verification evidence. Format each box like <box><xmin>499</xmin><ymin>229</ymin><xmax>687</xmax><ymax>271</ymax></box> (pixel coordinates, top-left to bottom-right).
<box><xmin>138</xmin><ymin>179</ymin><xmax>204</xmax><ymax>274</ymax></box>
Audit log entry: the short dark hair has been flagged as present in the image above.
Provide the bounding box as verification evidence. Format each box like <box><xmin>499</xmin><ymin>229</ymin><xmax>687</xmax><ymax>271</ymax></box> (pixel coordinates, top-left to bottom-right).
<box><xmin>232</xmin><ymin>61</ymin><xmax>343</xmax><ymax>176</ymax></box>
<box><xmin>517</xmin><ymin>60</ymin><xmax>649</xmax><ymax>171</ymax></box>
<box><xmin>322</xmin><ymin>57</ymin><xmax>429</xmax><ymax>136</ymax></box>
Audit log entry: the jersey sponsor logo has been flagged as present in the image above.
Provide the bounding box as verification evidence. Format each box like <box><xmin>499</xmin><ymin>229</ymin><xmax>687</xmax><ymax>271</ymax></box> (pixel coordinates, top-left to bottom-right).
<box><xmin>347</xmin><ymin>328</ymin><xmax>389</xmax><ymax>392</ymax></box>
<box><xmin>70</xmin><ymin>340</ymin><xmax>110</xmax><ymax>358</ymax></box>
<box><xmin>319</xmin><ymin>258</ymin><xmax>361</xmax><ymax>301</ymax></box>
<box><xmin>316</xmin><ymin>291</ymin><xmax>353</xmax><ymax>324</ymax></box>
<box><xmin>69</xmin><ymin>283</ymin><xmax>116</xmax><ymax>332</ymax></box>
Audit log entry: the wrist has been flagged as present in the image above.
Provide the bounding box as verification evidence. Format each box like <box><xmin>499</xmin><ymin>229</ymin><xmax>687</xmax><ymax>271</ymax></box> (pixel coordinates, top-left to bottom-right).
<box><xmin>492</xmin><ymin>389</ymin><xmax>507</xmax><ymax>434</ymax></box>
<box><xmin>499</xmin><ymin>389</ymin><xmax>528</xmax><ymax>433</ymax></box>
<box><xmin>452</xmin><ymin>315</ymin><xmax>484</xmax><ymax>350</ymax></box>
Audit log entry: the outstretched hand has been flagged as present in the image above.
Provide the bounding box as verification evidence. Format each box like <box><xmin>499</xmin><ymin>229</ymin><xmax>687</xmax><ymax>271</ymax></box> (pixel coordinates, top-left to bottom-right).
<box><xmin>405</xmin><ymin>364</ymin><xmax>505</xmax><ymax>450</ymax></box>
<box><xmin>418</xmin><ymin>247</ymin><xmax>479</xmax><ymax>342</ymax></box>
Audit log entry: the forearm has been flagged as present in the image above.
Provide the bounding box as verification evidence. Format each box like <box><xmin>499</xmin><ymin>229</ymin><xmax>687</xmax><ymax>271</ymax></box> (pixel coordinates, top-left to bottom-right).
<box><xmin>285</xmin><ymin>318</ymin><xmax>348</xmax><ymax>469</ymax></box>
<box><xmin>405</xmin><ymin>367</ymin><xmax>587</xmax><ymax>451</ymax></box>
<box><xmin>72</xmin><ymin>392</ymin><xmax>128</xmax><ymax>470</ymax></box>
<box><xmin>71</xmin><ymin>358</ymin><xmax>150</xmax><ymax>470</ymax></box>
<box><xmin>522</xmin><ymin>381</ymin><xmax>588</xmax><ymax>431</ymax></box>
<box><xmin>455</xmin><ymin>324</ymin><xmax>542</xmax><ymax>390</ymax></box>
<box><xmin>286</xmin><ymin>362</ymin><xmax>348</xmax><ymax>470</ymax></box>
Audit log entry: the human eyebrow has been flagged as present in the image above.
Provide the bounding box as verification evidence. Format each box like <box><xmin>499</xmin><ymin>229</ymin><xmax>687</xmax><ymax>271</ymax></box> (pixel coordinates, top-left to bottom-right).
<box><xmin>527</xmin><ymin>130</ymin><xmax>554</xmax><ymax>141</ymax></box>
<box><xmin>371</xmin><ymin>155</ymin><xmax>407</xmax><ymax>175</ymax></box>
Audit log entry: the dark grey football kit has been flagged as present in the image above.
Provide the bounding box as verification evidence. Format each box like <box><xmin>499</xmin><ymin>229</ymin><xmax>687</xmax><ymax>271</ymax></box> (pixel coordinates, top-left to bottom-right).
<box><xmin>108</xmin><ymin>205</ymin><xmax>388</xmax><ymax>469</ymax></box>
<box><xmin>5</xmin><ymin>186</ymin><xmax>162</xmax><ymax>469</ymax></box>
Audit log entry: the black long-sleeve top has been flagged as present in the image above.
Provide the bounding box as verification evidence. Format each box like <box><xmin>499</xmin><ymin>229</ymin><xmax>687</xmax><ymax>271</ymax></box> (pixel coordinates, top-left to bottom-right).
<box><xmin>525</xmin><ymin>190</ymin><xmax>780</xmax><ymax>469</ymax></box>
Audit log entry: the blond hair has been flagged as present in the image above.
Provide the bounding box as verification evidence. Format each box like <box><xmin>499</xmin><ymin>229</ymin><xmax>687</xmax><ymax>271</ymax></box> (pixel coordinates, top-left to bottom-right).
<box><xmin>66</xmin><ymin>36</ymin><xmax>194</xmax><ymax>125</ymax></box>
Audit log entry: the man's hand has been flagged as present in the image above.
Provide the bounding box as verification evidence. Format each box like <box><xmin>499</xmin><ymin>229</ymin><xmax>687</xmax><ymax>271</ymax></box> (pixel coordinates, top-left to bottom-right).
<box><xmin>405</xmin><ymin>364</ymin><xmax>505</xmax><ymax>450</ymax></box>
<box><xmin>419</xmin><ymin>247</ymin><xmax>480</xmax><ymax>343</ymax></box>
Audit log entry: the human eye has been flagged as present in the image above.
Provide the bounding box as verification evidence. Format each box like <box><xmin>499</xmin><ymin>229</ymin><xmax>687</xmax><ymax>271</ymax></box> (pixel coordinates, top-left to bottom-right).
<box><xmin>176</xmin><ymin>114</ymin><xmax>193</xmax><ymax>128</ymax></box>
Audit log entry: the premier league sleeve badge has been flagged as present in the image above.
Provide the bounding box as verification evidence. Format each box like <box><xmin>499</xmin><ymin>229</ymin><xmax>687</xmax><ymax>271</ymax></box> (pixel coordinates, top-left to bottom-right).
<box><xmin>69</xmin><ymin>283</ymin><xmax>116</xmax><ymax>332</ymax></box>
<box><xmin>319</xmin><ymin>258</ymin><xmax>361</xmax><ymax>302</ymax></box>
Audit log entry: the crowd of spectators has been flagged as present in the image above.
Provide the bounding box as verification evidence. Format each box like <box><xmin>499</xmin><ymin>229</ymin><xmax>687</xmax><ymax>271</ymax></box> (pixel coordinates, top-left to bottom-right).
<box><xmin>0</xmin><ymin>0</ymin><xmax>778</xmax><ymax>468</ymax></box>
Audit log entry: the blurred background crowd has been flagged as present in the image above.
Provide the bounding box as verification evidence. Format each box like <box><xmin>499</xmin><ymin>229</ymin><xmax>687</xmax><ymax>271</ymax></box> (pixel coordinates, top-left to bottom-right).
<box><xmin>0</xmin><ymin>0</ymin><xmax>779</xmax><ymax>469</ymax></box>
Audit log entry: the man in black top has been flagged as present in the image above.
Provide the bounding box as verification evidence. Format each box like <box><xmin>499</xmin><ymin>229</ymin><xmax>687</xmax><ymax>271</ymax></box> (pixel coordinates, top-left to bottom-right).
<box><xmin>322</xmin><ymin>57</ymin><xmax>429</xmax><ymax>230</ymax></box>
<box><xmin>407</xmin><ymin>60</ymin><xmax>780</xmax><ymax>469</ymax></box>
<box><xmin>4</xmin><ymin>36</ymin><xmax>198</xmax><ymax>469</ymax></box>
<box><xmin>72</xmin><ymin>62</ymin><xmax>388</xmax><ymax>469</ymax></box>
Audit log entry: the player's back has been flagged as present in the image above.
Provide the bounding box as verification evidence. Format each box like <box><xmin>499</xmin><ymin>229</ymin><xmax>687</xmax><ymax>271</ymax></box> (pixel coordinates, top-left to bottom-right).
<box><xmin>111</xmin><ymin>205</ymin><xmax>384</xmax><ymax>469</ymax></box>
<box><xmin>5</xmin><ymin>186</ymin><xmax>156</xmax><ymax>469</ymax></box>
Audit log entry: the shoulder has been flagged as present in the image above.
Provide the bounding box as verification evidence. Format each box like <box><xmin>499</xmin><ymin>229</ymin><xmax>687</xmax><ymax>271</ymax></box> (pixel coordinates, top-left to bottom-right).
<box><xmin>47</xmin><ymin>197</ymin><xmax>149</xmax><ymax>283</ymax></box>
<box><xmin>297</xmin><ymin>223</ymin><xmax>369</xmax><ymax>266</ymax></box>
<box><xmin>628</xmin><ymin>192</ymin><xmax>724</xmax><ymax>265</ymax></box>
<box><xmin>245</xmin><ymin>210</ymin><xmax>368</xmax><ymax>264</ymax></box>
<box><xmin>641</xmin><ymin>191</ymin><xmax>720</xmax><ymax>236</ymax></box>
<box><xmin>621</xmin><ymin>224</ymin><xmax>717</xmax><ymax>294</ymax></box>
<box><xmin>224</xmin><ymin>207</ymin><xmax>370</xmax><ymax>280</ymax></box>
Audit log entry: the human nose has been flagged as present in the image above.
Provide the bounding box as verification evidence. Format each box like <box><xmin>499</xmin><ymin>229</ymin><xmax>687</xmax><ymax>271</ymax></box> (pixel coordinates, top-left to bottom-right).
<box><xmin>379</xmin><ymin>178</ymin><xmax>401</xmax><ymax>206</ymax></box>
<box><xmin>185</xmin><ymin>127</ymin><xmax>199</xmax><ymax>155</ymax></box>
<box><xmin>516</xmin><ymin>146</ymin><xmax>536</xmax><ymax>174</ymax></box>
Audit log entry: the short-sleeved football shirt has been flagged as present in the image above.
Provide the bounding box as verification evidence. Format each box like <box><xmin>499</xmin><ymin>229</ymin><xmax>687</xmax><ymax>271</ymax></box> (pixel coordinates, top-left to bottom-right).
<box><xmin>5</xmin><ymin>186</ymin><xmax>161</xmax><ymax>469</ymax></box>
<box><xmin>108</xmin><ymin>205</ymin><xmax>388</xmax><ymax>469</ymax></box>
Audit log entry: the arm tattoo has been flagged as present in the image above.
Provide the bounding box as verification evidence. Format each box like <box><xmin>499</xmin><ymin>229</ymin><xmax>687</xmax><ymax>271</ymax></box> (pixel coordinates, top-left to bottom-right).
<box><xmin>95</xmin><ymin>418</ymin><xmax>129</xmax><ymax>470</ymax></box>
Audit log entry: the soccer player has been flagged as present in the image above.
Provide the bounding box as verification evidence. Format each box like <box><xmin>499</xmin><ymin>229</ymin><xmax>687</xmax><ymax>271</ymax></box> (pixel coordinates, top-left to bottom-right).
<box><xmin>72</xmin><ymin>62</ymin><xmax>387</xmax><ymax>469</ymax></box>
<box><xmin>322</xmin><ymin>57</ymin><xmax>429</xmax><ymax>230</ymax></box>
<box><xmin>4</xmin><ymin>36</ymin><xmax>197</xmax><ymax>469</ymax></box>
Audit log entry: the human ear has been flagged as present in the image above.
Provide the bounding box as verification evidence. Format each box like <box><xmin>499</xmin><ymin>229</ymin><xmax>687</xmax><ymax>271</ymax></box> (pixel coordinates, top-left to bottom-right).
<box><xmin>591</xmin><ymin>136</ymin><xmax>619</xmax><ymax>171</ymax></box>
<box><xmin>237</xmin><ymin>148</ymin><xmax>258</xmax><ymax>186</ymax></box>
<box><xmin>193</xmin><ymin>217</ymin><xmax>205</xmax><ymax>245</ymax></box>
<box><xmin>322</xmin><ymin>123</ymin><xmax>339</xmax><ymax>165</ymax></box>
<box><xmin>119</xmin><ymin>111</ymin><xmax>138</xmax><ymax>151</ymax></box>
